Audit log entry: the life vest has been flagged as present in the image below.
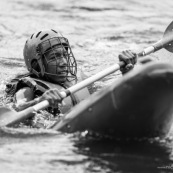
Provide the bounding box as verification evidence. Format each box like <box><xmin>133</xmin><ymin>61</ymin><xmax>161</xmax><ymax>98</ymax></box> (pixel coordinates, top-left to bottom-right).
<box><xmin>5</xmin><ymin>71</ymin><xmax>91</xmax><ymax>115</ymax></box>
<box><xmin>30</xmin><ymin>77</ymin><xmax>91</xmax><ymax>114</ymax></box>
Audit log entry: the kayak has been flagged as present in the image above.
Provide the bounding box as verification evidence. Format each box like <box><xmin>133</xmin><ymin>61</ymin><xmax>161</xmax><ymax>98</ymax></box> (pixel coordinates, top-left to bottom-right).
<box><xmin>53</xmin><ymin>62</ymin><xmax>173</xmax><ymax>138</ymax></box>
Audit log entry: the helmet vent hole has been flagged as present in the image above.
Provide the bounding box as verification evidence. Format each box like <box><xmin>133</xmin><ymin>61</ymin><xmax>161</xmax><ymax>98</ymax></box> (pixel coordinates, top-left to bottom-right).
<box><xmin>30</xmin><ymin>34</ymin><xmax>34</xmax><ymax>39</ymax></box>
<box><xmin>51</xmin><ymin>29</ymin><xmax>57</xmax><ymax>33</ymax></box>
<box><xmin>36</xmin><ymin>31</ymin><xmax>42</xmax><ymax>38</ymax></box>
<box><xmin>40</xmin><ymin>34</ymin><xmax>48</xmax><ymax>40</ymax></box>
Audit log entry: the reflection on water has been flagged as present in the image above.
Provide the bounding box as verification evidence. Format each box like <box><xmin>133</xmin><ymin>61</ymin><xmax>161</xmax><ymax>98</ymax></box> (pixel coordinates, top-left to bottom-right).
<box><xmin>0</xmin><ymin>128</ymin><xmax>173</xmax><ymax>173</ymax></box>
<box><xmin>73</xmin><ymin>135</ymin><xmax>173</xmax><ymax>173</ymax></box>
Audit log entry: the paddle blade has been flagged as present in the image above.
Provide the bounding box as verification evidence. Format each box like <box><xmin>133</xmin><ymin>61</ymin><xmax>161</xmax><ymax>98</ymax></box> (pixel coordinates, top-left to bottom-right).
<box><xmin>0</xmin><ymin>106</ymin><xmax>35</xmax><ymax>126</ymax></box>
<box><xmin>163</xmin><ymin>21</ymin><xmax>173</xmax><ymax>53</ymax></box>
<box><xmin>0</xmin><ymin>107</ymin><xmax>18</xmax><ymax>126</ymax></box>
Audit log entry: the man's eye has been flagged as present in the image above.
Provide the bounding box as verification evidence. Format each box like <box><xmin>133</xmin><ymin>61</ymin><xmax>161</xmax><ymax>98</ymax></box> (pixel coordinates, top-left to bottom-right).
<box><xmin>45</xmin><ymin>47</ymin><xmax>51</xmax><ymax>52</ymax></box>
<box><xmin>55</xmin><ymin>52</ymin><xmax>61</xmax><ymax>57</ymax></box>
<box><xmin>52</xmin><ymin>45</ymin><xmax>59</xmax><ymax>49</ymax></box>
<box><xmin>63</xmin><ymin>52</ymin><xmax>68</xmax><ymax>56</ymax></box>
<box><xmin>49</xmin><ymin>56</ymin><xmax>56</xmax><ymax>61</ymax></box>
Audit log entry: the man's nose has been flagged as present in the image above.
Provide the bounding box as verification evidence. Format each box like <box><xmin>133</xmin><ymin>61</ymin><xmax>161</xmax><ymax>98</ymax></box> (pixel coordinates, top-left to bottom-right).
<box><xmin>59</xmin><ymin>57</ymin><xmax>67</xmax><ymax>66</ymax></box>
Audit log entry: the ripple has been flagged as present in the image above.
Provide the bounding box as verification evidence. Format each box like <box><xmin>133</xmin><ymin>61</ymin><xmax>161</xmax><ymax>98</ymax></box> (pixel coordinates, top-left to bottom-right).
<box><xmin>72</xmin><ymin>6</ymin><xmax>126</xmax><ymax>12</ymax></box>
<box><xmin>0</xmin><ymin>57</ymin><xmax>24</xmax><ymax>67</ymax></box>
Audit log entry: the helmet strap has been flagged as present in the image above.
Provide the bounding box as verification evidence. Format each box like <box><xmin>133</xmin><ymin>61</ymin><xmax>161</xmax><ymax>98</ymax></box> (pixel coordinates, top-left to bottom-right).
<box><xmin>30</xmin><ymin>68</ymin><xmax>42</xmax><ymax>78</ymax></box>
<box><xmin>37</xmin><ymin>57</ymin><xmax>45</xmax><ymax>77</ymax></box>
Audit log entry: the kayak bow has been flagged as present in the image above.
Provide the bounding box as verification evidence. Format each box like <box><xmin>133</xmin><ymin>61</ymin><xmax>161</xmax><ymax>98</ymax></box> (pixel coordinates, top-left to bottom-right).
<box><xmin>52</xmin><ymin>62</ymin><xmax>173</xmax><ymax>138</ymax></box>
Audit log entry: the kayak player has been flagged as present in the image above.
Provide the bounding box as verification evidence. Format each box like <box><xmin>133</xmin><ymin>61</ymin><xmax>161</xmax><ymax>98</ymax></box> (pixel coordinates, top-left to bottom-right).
<box><xmin>4</xmin><ymin>29</ymin><xmax>137</xmax><ymax>128</ymax></box>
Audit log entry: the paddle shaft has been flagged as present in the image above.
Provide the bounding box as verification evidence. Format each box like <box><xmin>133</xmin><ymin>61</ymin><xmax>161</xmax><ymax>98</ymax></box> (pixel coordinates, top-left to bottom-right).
<box><xmin>138</xmin><ymin>38</ymin><xmax>169</xmax><ymax>56</ymax></box>
<box><xmin>32</xmin><ymin>62</ymin><xmax>124</xmax><ymax>111</ymax></box>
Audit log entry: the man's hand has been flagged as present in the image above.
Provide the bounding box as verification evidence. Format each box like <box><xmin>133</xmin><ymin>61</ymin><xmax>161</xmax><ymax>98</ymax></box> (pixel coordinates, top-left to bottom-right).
<box><xmin>118</xmin><ymin>50</ymin><xmax>137</xmax><ymax>74</ymax></box>
<box><xmin>37</xmin><ymin>89</ymin><xmax>64</xmax><ymax>108</ymax></box>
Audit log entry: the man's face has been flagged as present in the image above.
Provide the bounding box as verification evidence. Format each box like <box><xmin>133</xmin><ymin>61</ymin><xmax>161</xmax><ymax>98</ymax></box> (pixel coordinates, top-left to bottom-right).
<box><xmin>43</xmin><ymin>45</ymin><xmax>68</xmax><ymax>83</ymax></box>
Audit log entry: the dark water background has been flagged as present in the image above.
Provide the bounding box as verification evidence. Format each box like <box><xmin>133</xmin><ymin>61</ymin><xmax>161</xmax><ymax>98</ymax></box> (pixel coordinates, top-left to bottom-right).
<box><xmin>0</xmin><ymin>0</ymin><xmax>173</xmax><ymax>172</ymax></box>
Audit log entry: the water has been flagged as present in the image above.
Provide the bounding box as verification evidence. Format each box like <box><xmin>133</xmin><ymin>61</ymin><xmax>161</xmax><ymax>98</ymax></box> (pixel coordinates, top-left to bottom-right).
<box><xmin>0</xmin><ymin>128</ymin><xmax>173</xmax><ymax>173</ymax></box>
<box><xmin>0</xmin><ymin>0</ymin><xmax>173</xmax><ymax>172</ymax></box>
<box><xmin>0</xmin><ymin>127</ymin><xmax>173</xmax><ymax>173</ymax></box>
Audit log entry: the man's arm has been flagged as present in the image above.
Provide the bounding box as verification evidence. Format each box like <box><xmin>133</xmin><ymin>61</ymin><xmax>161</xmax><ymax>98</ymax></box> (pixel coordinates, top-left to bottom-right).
<box><xmin>15</xmin><ymin>87</ymin><xmax>65</xmax><ymax>111</ymax></box>
<box><xmin>15</xmin><ymin>87</ymin><xmax>38</xmax><ymax>111</ymax></box>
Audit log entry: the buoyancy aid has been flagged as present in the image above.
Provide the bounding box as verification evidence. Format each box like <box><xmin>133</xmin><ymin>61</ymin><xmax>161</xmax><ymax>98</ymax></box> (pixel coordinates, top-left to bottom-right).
<box><xmin>5</xmin><ymin>70</ymin><xmax>91</xmax><ymax>116</ymax></box>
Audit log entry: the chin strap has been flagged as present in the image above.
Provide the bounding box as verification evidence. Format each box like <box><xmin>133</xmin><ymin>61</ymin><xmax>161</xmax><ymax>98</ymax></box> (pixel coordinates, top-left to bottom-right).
<box><xmin>31</xmin><ymin>68</ymin><xmax>42</xmax><ymax>78</ymax></box>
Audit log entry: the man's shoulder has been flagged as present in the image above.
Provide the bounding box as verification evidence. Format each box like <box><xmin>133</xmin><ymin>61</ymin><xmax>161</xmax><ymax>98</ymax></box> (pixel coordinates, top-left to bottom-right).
<box><xmin>76</xmin><ymin>69</ymin><xmax>96</xmax><ymax>94</ymax></box>
<box><xmin>77</xmin><ymin>69</ymin><xmax>89</xmax><ymax>82</ymax></box>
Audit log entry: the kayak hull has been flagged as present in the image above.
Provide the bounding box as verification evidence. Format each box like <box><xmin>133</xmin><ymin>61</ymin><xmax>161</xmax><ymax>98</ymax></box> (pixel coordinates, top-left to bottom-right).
<box><xmin>56</xmin><ymin>62</ymin><xmax>173</xmax><ymax>138</ymax></box>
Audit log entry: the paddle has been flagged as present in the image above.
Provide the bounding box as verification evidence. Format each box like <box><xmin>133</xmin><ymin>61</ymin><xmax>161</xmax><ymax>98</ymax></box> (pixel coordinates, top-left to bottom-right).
<box><xmin>1</xmin><ymin>21</ymin><xmax>173</xmax><ymax>127</ymax></box>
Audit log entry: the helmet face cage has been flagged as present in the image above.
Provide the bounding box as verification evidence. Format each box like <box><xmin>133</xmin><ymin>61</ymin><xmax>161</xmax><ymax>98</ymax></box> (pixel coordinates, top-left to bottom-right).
<box><xmin>38</xmin><ymin>37</ymin><xmax>77</xmax><ymax>81</ymax></box>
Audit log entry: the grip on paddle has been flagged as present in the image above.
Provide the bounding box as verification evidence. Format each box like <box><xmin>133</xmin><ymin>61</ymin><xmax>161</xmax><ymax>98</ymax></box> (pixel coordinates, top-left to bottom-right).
<box><xmin>60</xmin><ymin>90</ymin><xmax>70</xmax><ymax>98</ymax></box>
<box><xmin>33</xmin><ymin>100</ymin><xmax>49</xmax><ymax>112</ymax></box>
<box><xmin>32</xmin><ymin>90</ymin><xmax>70</xmax><ymax>112</ymax></box>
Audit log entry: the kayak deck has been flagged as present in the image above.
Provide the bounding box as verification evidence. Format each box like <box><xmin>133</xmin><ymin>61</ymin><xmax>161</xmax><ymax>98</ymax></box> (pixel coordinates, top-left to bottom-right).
<box><xmin>53</xmin><ymin>62</ymin><xmax>173</xmax><ymax>138</ymax></box>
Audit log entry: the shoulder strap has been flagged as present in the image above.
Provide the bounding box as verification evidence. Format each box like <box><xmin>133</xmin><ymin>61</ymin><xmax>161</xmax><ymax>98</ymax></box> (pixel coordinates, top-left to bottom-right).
<box><xmin>19</xmin><ymin>77</ymin><xmax>37</xmax><ymax>91</ymax></box>
<box><xmin>62</xmin><ymin>84</ymin><xmax>78</xmax><ymax>106</ymax></box>
<box><xmin>5</xmin><ymin>77</ymin><xmax>35</xmax><ymax>97</ymax></box>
